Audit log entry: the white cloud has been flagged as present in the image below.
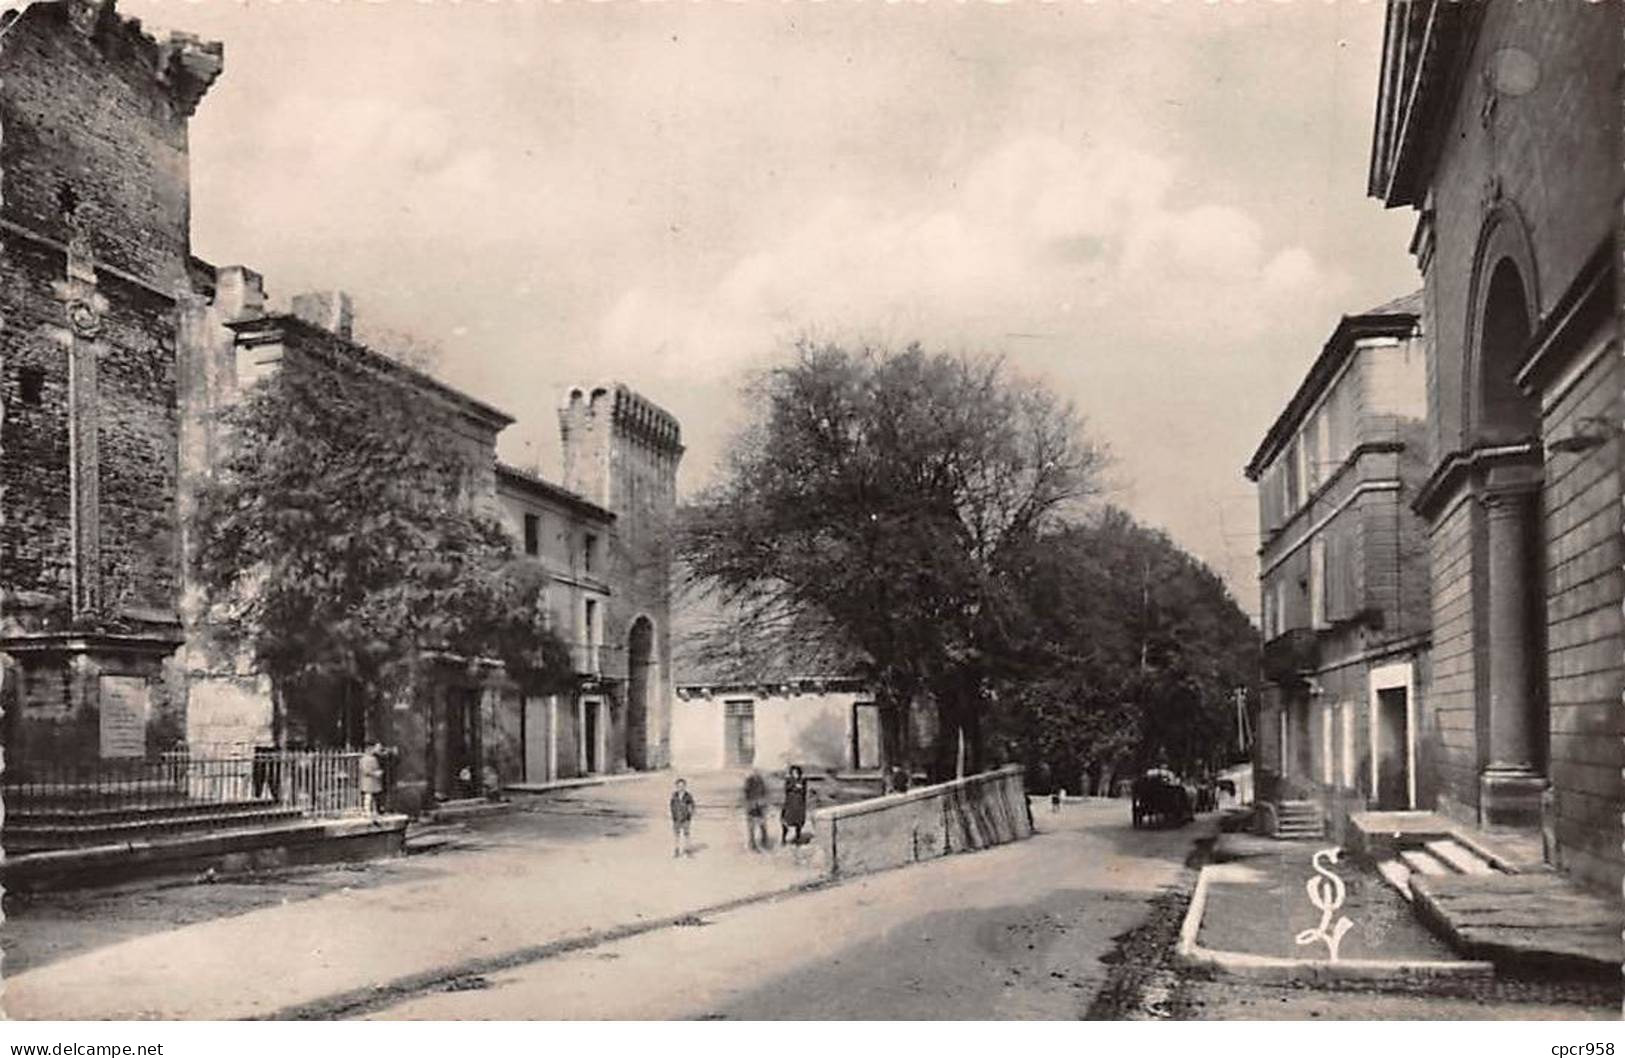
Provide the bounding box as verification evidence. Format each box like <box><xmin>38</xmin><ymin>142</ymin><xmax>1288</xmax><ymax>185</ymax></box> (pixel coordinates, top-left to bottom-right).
<box><xmin>596</xmin><ymin>134</ymin><xmax>1343</xmax><ymax>383</ymax></box>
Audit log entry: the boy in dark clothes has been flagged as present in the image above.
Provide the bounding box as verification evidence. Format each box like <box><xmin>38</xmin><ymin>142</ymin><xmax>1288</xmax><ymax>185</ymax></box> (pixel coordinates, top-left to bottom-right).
<box><xmin>670</xmin><ymin>777</ymin><xmax>695</xmax><ymax>857</ymax></box>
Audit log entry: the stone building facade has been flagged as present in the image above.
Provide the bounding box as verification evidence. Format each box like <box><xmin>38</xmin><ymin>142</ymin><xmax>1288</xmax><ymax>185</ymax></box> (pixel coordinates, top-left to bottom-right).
<box><xmin>1368</xmin><ymin>0</ymin><xmax>1622</xmax><ymax>893</ymax></box>
<box><xmin>672</xmin><ymin>678</ymin><xmax>877</xmax><ymax>775</ymax></box>
<box><xmin>1247</xmin><ymin>296</ymin><xmax>1432</xmax><ymax>839</ymax></box>
<box><xmin>0</xmin><ymin>0</ymin><xmax>221</xmax><ymax>775</ymax></box>
<box><xmin>0</xmin><ymin>0</ymin><xmax>682</xmax><ymax>815</ymax></box>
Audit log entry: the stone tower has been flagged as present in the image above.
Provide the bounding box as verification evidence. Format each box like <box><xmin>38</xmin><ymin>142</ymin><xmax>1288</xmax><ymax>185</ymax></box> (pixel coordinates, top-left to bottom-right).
<box><xmin>0</xmin><ymin>0</ymin><xmax>223</xmax><ymax>769</ymax></box>
<box><xmin>559</xmin><ymin>384</ymin><xmax>682</xmax><ymax>769</ymax></box>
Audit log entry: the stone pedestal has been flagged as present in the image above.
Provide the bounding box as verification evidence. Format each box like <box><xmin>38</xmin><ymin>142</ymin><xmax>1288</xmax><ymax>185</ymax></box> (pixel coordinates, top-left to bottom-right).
<box><xmin>1480</xmin><ymin>767</ymin><xmax>1548</xmax><ymax>829</ymax></box>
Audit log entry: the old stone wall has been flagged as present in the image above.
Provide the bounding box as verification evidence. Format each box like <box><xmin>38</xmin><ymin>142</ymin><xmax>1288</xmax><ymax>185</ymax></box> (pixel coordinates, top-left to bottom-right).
<box><xmin>813</xmin><ymin>764</ymin><xmax>1032</xmax><ymax>877</ymax></box>
<box><xmin>1421</xmin><ymin>488</ymin><xmax>1481</xmax><ymax>827</ymax></box>
<box><xmin>1422</xmin><ymin>1</ymin><xmax>1619</xmax><ymax>457</ymax></box>
<box><xmin>1539</xmin><ymin>343</ymin><xmax>1623</xmax><ymax>893</ymax></box>
<box><xmin>0</xmin><ymin>1</ymin><xmax>213</xmax><ymax>295</ymax></box>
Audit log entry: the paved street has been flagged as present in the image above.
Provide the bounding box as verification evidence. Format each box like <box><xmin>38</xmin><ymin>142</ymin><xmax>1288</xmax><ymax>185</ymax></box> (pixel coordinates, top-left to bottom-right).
<box><xmin>363</xmin><ymin>796</ymin><xmax>1208</xmax><ymax>1019</ymax></box>
<box><xmin>1</xmin><ymin>772</ymin><xmax>824</xmax><ymax>1020</ymax></box>
<box><xmin>4</xmin><ymin>777</ymin><xmax>1616</xmax><ymax>1021</ymax></box>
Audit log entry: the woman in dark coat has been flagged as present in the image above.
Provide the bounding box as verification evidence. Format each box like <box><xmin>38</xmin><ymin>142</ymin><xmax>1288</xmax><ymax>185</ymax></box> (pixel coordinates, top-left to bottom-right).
<box><xmin>780</xmin><ymin>765</ymin><xmax>810</xmax><ymax>845</ymax></box>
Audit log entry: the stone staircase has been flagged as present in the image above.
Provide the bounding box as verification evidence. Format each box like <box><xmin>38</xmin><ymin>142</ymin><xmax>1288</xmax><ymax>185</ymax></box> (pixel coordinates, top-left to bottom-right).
<box><xmin>1272</xmin><ymin>799</ymin><xmax>1324</xmax><ymax>839</ymax></box>
<box><xmin>3</xmin><ymin>800</ymin><xmax>305</xmax><ymax>853</ymax></box>
<box><xmin>1373</xmin><ymin>836</ymin><xmax>1500</xmax><ymax>901</ymax></box>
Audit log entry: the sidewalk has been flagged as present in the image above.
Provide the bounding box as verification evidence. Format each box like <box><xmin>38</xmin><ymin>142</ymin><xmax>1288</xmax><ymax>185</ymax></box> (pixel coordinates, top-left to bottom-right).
<box><xmin>0</xmin><ymin>773</ymin><xmax>827</xmax><ymax>1020</ymax></box>
<box><xmin>1196</xmin><ymin>831</ymin><xmax>1460</xmax><ymax>964</ymax></box>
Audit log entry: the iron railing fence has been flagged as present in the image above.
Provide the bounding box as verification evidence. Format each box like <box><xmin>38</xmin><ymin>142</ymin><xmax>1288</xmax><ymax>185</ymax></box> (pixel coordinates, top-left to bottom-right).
<box><xmin>3</xmin><ymin>748</ymin><xmax>368</xmax><ymax>819</ymax></box>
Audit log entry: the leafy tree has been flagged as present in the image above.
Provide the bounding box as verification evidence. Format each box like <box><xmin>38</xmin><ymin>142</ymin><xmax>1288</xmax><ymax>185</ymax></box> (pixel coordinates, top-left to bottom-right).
<box><xmin>193</xmin><ymin>352</ymin><xmax>574</xmax><ymax>746</ymax></box>
<box><xmin>987</xmin><ymin>507</ymin><xmax>1259</xmax><ymax>790</ymax></box>
<box><xmin>682</xmin><ymin>341</ymin><xmax>1107</xmax><ymax>778</ymax></box>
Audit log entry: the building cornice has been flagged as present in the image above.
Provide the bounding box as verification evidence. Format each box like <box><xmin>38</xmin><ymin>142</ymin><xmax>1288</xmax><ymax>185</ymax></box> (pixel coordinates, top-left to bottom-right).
<box><xmin>676</xmin><ymin>675</ymin><xmax>869</xmax><ymax>700</ymax></box>
<box><xmin>495</xmin><ymin>462</ymin><xmax>615</xmax><ymax>524</ymax></box>
<box><xmin>227</xmin><ymin>314</ymin><xmax>515</xmax><ymax>432</ymax></box>
<box><xmin>1245</xmin><ymin>307</ymin><xmax>1421</xmax><ymax>481</ymax></box>
<box><xmin>1411</xmin><ymin>442</ymin><xmax>1542</xmax><ymax>521</ymax></box>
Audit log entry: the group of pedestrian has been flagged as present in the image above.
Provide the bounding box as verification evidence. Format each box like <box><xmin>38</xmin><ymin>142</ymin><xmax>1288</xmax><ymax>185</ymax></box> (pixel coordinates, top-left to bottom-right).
<box><xmin>668</xmin><ymin>766</ymin><xmax>814</xmax><ymax>858</ymax></box>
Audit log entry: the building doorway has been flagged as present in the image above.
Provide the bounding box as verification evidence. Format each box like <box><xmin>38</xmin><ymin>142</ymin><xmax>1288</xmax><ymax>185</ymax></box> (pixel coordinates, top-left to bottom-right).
<box><xmin>581</xmin><ymin>697</ymin><xmax>602</xmax><ymax>774</ymax></box>
<box><xmin>1374</xmin><ymin>688</ymin><xmax>1410</xmax><ymax>809</ymax></box>
<box><xmin>724</xmin><ymin>699</ymin><xmax>755</xmax><ymax>768</ymax></box>
<box><xmin>625</xmin><ymin>617</ymin><xmax>653</xmax><ymax>770</ymax></box>
<box><xmin>522</xmin><ymin>695</ymin><xmax>554</xmax><ymax>783</ymax></box>
<box><xmin>440</xmin><ymin>685</ymin><xmax>480</xmax><ymax>799</ymax></box>
<box><xmin>852</xmin><ymin>701</ymin><xmax>881</xmax><ymax>770</ymax></box>
<box><xmin>1369</xmin><ymin>662</ymin><xmax>1416</xmax><ymax>810</ymax></box>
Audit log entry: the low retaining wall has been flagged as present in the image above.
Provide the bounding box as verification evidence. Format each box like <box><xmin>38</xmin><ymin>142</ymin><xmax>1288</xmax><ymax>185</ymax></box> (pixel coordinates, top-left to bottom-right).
<box><xmin>0</xmin><ymin>815</ymin><xmax>408</xmax><ymax>893</ymax></box>
<box><xmin>812</xmin><ymin>764</ymin><xmax>1033</xmax><ymax>877</ymax></box>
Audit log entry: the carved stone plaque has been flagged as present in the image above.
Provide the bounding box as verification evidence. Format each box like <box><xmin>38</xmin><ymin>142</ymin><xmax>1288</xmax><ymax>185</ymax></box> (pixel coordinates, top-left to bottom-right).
<box><xmin>99</xmin><ymin>675</ymin><xmax>150</xmax><ymax>758</ymax></box>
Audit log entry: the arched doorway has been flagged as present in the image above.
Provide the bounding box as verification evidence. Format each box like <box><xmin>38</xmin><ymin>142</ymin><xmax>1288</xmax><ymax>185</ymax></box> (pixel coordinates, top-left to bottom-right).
<box><xmin>1468</xmin><ymin>250</ymin><xmax>1548</xmax><ymax>827</ymax></box>
<box><xmin>625</xmin><ymin>617</ymin><xmax>654</xmax><ymax>770</ymax></box>
<box><xmin>1472</xmin><ymin>258</ymin><xmax>1539</xmax><ymax>443</ymax></box>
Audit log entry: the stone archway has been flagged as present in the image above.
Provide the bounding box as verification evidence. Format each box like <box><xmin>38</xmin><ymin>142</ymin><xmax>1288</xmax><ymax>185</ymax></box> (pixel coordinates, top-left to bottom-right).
<box><xmin>625</xmin><ymin>617</ymin><xmax>654</xmax><ymax>770</ymax></box>
<box><xmin>1466</xmin><ymin>249</ymin><xmax>1547</xmax><ymax>827</ymax></box>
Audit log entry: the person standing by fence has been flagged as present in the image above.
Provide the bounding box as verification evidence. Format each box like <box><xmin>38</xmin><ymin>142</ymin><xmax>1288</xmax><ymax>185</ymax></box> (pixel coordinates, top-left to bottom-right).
<box><xmin>359</xmin><ymin>742</ymin><xmax>385</xmax><ymax>817</ymax></box>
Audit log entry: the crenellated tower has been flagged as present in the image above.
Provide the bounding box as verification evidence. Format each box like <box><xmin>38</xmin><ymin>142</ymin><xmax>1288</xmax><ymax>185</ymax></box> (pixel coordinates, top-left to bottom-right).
<box><xmin>558</xmin><ymin>383</ymin><xmax>683</xmax><ymax>769</ymax></box>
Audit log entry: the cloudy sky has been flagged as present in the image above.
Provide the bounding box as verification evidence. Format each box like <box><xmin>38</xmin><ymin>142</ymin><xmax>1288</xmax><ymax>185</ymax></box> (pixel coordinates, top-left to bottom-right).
<box><xmin>128</xmin><ymin>0</ymin><xmax>1420</xmax><ymax>616</ymax></box>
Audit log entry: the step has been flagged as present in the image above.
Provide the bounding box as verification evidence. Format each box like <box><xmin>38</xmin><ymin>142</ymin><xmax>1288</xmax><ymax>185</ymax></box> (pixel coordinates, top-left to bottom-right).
<box><xmin>1399</xmin><ymin>848</ymin><xmax>1452</xmax><ymax>878</ymax></box>
<box><xmin>4</xmin><ymin>807</ymin><xmax>306</xmax><ymax>851</ymax></box>
<box><xmin>6</xmin><ymin>799</ymin><xmax>285</xmax><ymax>826</ymax></box>
<box><xmin>1376</xmin><ymin>856</ymin><xmax>1414</xmax><ymax>901</ymax></box>
<box><xmin>1424</xmin><ymin>838</ymin><xmax>1498</xmax><ymax>876</ymax></box>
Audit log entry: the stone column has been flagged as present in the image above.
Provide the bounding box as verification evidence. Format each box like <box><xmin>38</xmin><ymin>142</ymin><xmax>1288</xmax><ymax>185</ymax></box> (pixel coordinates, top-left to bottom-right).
<box><xmin>1480</xmin><ymin>485</ymin><xmax>1546</xmax><ymax>826</ymax></box>
<box><xmin>53</xmin><ymin>225</ymin><xmax>108</xmax><ymax>620</ymax></box>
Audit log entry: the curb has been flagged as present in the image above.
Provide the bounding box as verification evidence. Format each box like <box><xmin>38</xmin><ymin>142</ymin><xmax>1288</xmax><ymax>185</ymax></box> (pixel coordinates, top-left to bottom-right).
<box><xmin>1174</xmin><ymin>865</ymin><xmax>1496</xmax><ymax>985</ymax></box>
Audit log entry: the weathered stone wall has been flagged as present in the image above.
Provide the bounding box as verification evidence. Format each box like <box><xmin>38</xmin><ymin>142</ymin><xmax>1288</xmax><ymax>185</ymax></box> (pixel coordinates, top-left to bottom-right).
<box><xmin>1420</xmin><ymin>1</ymin><xmax>1619</xmax><ymax>458</ymax></box>
<box><xmin>1420</xmin><ymin>487</ymin><xmax>1481</xmax><ymax>827</ymax></box>
<box><xmin>813</xmin><ymin>764</ymin><xmax>1032</xmax><ymax>877</ymax></box>
<box><xmin>0</xmin><ymin>0</ymin><xmax>219</xmax><ymax>773</ymax></box>
<box><xmin>1539</xmin><ymin>344</ymin><xmax>1623</xmax><ymax>893</ymax></box>
<box><xmin>0</xmin><ymin>237</ymin><xmax>76</xmax><ymax>620</ymax></box>
<box><xmin>0</xmin><ymin>1</ymin><xmax>215</xmax><ymax>295</ymax></box>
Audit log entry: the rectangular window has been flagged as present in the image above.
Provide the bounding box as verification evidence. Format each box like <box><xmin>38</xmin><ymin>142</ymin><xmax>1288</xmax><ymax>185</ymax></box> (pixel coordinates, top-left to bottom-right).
<box><xmin>584</xmin><ymin>598</ymin><xmax>599</xmax><ymax>673</ymax></box>
<box><xmin>523</xmin><ymin>513</ymin><xmax>540</xmax><ymax>556</ymax></box>
<box><xmin>1283</xmin><ymin>443</ymin><xmax>1301</xmax><ymax>513</ymax></box>
<box><xmin>584</xmin><ymin>532</ymin><xmax>598</xmax><ymax>575</ymax></box>
<box><xmin>1341</xmin><ymin>700</ymin><xmax>1355</xmax><ymax>788</ymax></box>
<box><xmin>1320</xmin><ymin>702</ymin><xmax>1333</xmax><ymax>785</ymax></box>
<box><xmin>1309</xmin><ymin>536</ymin><xmax>1327</xmax><ymax>629</ymax></box>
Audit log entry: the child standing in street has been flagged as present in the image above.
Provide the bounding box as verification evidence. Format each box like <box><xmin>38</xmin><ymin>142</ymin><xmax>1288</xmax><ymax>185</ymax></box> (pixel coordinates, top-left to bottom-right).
<box><xmin>670</xmin><ymin>777</ymin><xmax>696</xmax><ymax>858</ymax></box>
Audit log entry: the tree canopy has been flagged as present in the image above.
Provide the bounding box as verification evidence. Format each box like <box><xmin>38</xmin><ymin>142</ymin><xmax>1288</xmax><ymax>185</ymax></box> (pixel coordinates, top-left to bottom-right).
<box><xmin>193</xmin><ymin>354</ymin><xmax>574</xmax><ymax>745</ymax></box>
<box><xmin>988</xmin><ymin>507</ymin><xmax>1259</xmax><ymax>791</ymax></box>
<box><xmin>681</xmin><ymin>340</ymin><xmax>1108</xmax><ymax>777</ymax></box>
<box><xmin>684</xmin><ymin>340</ymin><xmax>1258</xmax><ymax>785</ymax></box>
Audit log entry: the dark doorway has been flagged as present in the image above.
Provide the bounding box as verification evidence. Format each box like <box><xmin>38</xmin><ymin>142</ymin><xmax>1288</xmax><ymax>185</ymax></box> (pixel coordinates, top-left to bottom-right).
<box><xmin>852</xmin><ymin>701</ymin><xmax>881</xmax><ymax>770</ymax></box>
<box><xmin>446</xmin><ymin>687</ymin><xmax>480</xmax><ymax>797</ymax></box>
<box><xmin>583</xmin><ymin>698</ymin><xmax>600</xmax><ymax>774</ymax></box>
<box><xmin>626</xmin><ymin>617</ymin><xmax>653</xmax><ymax>770</ymax></box>
<box><xmin>1375</xmin><ymin>687</ymin><xmax>1410</xmax><ymax>810</ymax></box>
<box><xmin>724</xmin><ymin>699</ymin><xmax>755</xmax><ymax>768</ymax></box>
